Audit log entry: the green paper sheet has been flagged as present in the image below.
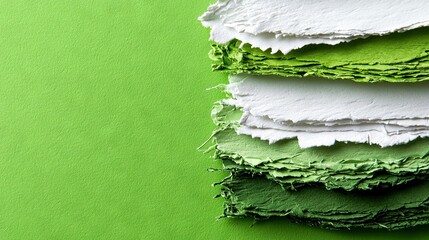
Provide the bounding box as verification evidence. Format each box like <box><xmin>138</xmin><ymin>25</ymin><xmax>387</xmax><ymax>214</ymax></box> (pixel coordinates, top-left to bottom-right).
<box><xmin>209</xmin><ymin>27</ymin><xmax>429</xmax><ymax>83</ymax></box>
<box><xmin>221</xmin><ymin>173</ymin><xmax>429</xmax><ymax>230</ymax></box>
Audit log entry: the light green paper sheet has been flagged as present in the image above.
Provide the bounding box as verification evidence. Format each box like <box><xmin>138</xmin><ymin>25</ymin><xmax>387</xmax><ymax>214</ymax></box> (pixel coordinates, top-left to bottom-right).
<box><xmin>209</xmin><ymin>27</ymin><xmax>429</xmax><ymax>83</ymax></box>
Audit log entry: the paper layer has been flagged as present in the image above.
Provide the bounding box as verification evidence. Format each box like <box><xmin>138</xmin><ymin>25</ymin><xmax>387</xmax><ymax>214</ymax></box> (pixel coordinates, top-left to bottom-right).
<box><xmin>210</xmin><ymin>27</ymin><xmax>429</xmax><ymax>83</ymax></box>
<box><xmin>221</xmin><ymin>173</ymin><xmax>429</xmax><ymax>230</ymax></box>
<box><xmin>211</xmin><ymin>103</ymin><xmax>429</xmax><ymax>191</ymax></box>
<box><xmin>200</xmin><ymin>0</ymin><xmax>429</xmax><ymax>54</ymax></box>
<box><xmin>227</xmin><ymin>74</ymin><xmax>429</xmax><ymax>147</ymax></box>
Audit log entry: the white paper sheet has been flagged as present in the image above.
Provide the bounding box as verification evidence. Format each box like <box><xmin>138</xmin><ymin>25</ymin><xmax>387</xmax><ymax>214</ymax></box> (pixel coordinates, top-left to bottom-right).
<box><xmin>228</xmin><ymin>74</ymin><xmax>429</xmax><ymax>147</ymax></box>
<box><xmin>200</xmin><ymin>0</ymin><xmax>429</xmax><ymax>54</ymax></box>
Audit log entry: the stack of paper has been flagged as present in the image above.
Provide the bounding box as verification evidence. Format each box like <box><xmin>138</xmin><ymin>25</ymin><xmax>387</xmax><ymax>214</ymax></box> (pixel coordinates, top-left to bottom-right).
<box><xmin>200</xmin><ymin>0</ymin><xmax>429</xmax><ymax>230</ymax></box>
<box><xmin>221</xmin><ymin>174</ymin><xmax>429</xmax><ymax>230</ymax></box>
<box><xmin>209</xmin><ymin>35</ymin><xmax>429</xmax><ymax>83</ymax></box>
<box><xmin>212</xmin><ymin>102</ymin><xmax>429</xmax><ymax>191</ymax></box>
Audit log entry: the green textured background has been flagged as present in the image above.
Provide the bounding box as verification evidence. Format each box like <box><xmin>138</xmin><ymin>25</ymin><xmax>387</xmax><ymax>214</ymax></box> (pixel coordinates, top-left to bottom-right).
<box><xmin>0</xmin><ymin>0</ymin><xmax>427</xmax><ymax>239</ymax></box>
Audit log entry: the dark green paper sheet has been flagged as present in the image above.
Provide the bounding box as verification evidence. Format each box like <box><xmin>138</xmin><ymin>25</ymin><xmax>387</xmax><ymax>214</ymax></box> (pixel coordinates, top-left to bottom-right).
<box><xmin>220</xmin><ymin>173</ymin><xmax>429</xmax><ymax>230</ymax></box>
<box><xmin>209</xmin><ymin>27</ymin><xmax>429</xmax><ymax>83</ymax></box>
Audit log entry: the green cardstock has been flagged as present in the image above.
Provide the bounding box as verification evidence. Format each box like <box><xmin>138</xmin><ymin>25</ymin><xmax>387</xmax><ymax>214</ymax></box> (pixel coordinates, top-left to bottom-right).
<box><xmin>5</xmin><ymin>0</ymin><xmax>429</xmax><ymax>239</ymax></box>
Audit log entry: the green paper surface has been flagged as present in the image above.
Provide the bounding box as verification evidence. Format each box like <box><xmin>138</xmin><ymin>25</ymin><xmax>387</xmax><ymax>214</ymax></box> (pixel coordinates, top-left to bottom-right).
<box><xmin>1</xmin><ymin>0</ymin><xmax>429</xmax><ymax>239</ymax></box>
<box><xmin>210</xmin><ymin>28</ymin><xmax>429</xmax><ymax>82</ymax></box>
<box><xmin>211</xmin><ymin>102</ymin><xmax>429</xmax><ymax>190</ymax></box>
